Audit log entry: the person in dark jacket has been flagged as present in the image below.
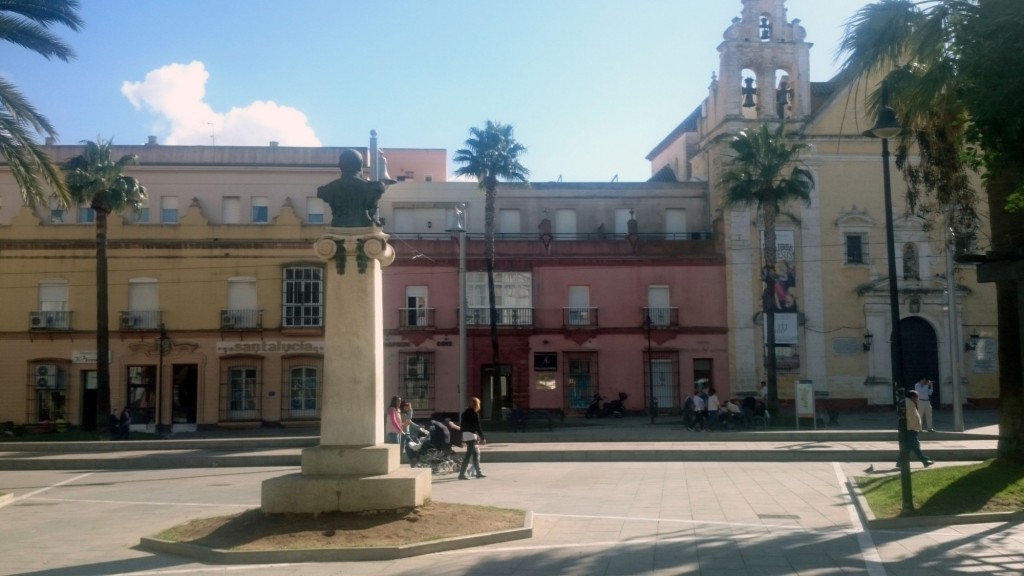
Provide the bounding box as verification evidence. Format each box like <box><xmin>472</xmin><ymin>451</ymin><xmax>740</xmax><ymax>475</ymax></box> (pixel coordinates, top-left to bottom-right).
<box><xmin>458</xmin><ymin>396</ymin><xmax>486</xmax><ymax>480</ymax></box>
<box><xmin>108</xmin><ymin>408</ymin><xmax>121</xmax><ymax>440</ymax></box>
<box><xmin>118</xmin><ymin>407</ymin><xmax>131</xmax><ymax>440</ymax></box>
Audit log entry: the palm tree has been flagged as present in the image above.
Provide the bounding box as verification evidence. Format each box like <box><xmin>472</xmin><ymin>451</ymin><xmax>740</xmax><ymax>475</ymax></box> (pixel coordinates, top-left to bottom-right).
<box><xmin>719</xmin><ymin>122</ymin><xmax>814</xmax><ymax>412</ymax></box>
<box><xmin>64</xmin><ymin>139</ymin><xmax>146</xmax><ymax>431</ymax></box>
<box><xmin>1</xmin><ymin>0</ymin><xmax>83</xmax><ymax>206</ymax></box>
<box><xmin>839</xmin><ymin>0</ymin><xmax>1024</xmax><ymax>461</ymax></box>
<box><xmin>453</xmin><ymin>121</ymin><xmax>529</xmax><ymax>414</ymax></box>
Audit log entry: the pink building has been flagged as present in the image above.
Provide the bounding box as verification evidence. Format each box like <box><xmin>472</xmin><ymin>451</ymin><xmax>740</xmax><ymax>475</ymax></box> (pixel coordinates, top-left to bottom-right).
<box><xmin>380</xmin><ymin>181</ymin><xmax>729</xmax><ymax>420</ymax></box>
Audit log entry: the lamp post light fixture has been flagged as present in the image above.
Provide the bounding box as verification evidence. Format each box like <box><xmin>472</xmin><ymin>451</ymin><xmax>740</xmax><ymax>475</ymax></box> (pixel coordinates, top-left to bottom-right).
<box><xmin>863</xmin><ymin>95</ymin><xmax>914</xmax><ymax>512</ymax></box>
<box><xmin>863</xmin><ymin>330</ymin><xmax>874</xmax><ymax>352</ymax></box>
<box><xmin>965</xmin><ymin>329</ymin><xmax>980</xmax><ymax>352</ymax></box>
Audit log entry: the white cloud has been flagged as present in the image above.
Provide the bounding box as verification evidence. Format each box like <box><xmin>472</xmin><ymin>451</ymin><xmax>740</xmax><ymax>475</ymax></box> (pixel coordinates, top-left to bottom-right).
<box><xmin>121</xmin><ymin>61</ymin><xmax>321</xmax><ymax>146</ymax></box>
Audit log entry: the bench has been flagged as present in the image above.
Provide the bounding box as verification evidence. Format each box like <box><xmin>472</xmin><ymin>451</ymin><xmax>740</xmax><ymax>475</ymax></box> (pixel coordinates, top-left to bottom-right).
<box><xmin>507</xmin><ymin>409</ymin><xmax>562</xmax><ymax>432</ymax></box>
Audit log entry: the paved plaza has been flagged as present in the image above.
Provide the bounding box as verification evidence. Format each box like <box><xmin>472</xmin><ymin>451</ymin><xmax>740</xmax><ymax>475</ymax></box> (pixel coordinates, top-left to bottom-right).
<box><xmin>1</xmin><ymin>459</ymin><xmax>1023</xmax><ymax>576</ymax></box>
<box><xmin>1</xmin><ymin>410</ymin><xmax>1021</xmax><ymax>575</ymax></box>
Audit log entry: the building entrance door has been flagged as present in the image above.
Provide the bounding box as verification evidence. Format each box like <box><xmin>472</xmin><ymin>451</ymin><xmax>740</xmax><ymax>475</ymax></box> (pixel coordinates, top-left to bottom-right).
<box><xmin>171</xmin><ymin>364</ymin><xmax>198</xmax><ymax>431</ymax></box>
<box><xmin>81</xmin><ymin>370</ymin><xmax>97</xmax><ymax>430</ymax></box>
<box><xmin>480</xmin><ymin>364</ymin><xmax>510</xmax><ymax>421</ymax></box>
<box><xmin>900</xmin><ymin>317</ymin><xmax>939</xmax><ymax>405</ymax></box>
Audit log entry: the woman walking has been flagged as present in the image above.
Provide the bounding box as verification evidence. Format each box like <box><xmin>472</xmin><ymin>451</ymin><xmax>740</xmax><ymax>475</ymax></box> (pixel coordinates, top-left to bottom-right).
<box><xmin>458</xmin><ymin>397</ymin><xmax>486</xmax><ymax>480</ymax></box>
<box><xmin>385</xmin><ymin>396</ymin><xmax>403</xmax><ymax>445</ymax></box>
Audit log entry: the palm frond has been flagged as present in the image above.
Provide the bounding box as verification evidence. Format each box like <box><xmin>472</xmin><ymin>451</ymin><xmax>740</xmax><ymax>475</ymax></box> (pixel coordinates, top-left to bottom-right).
<box><xmin>64</xmin><ymin>139</ymin><xmax>146</xmax><ymax>213</ymax></box>
<box><xmin>0</xmin><ymin>0</ymin><xmax>82</xmax><ymax>62</ymax></box>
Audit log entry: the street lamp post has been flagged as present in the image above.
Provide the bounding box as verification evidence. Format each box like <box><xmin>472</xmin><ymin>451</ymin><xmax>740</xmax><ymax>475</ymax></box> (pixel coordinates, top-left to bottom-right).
<box><xmin>157</xmin><ymin>323</ymin><xmax>170</xmax><ymax>435</ymax></box>
<box><xmin>645</xmin><ymin>314</ymin><xmax>655</xmax><ymax>424</ymax></box>
<box><xmin>945</xmin><ymin>212</ymin><xmax>965</xmax><ymax>432</ymax></box>
<box><xmin>448</xmin><ymin>204</ymin><xmax>468</xmax><ymax>411</ymax></box>
<box><xmin>864</xmin><ymin>99</ymin><xmax>914</xmax><ymax>512</ymax></box>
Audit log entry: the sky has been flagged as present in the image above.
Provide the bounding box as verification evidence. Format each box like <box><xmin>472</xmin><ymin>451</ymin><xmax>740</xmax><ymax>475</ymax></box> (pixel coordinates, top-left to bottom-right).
<box><xmin>0</xmin><ymin>0</ymin><xmax>873</xmax><ymax>183</ymax></box>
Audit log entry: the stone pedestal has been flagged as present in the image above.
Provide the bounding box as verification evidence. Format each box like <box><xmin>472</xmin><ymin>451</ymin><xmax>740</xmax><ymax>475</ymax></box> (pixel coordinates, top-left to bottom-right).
<box><xmin>262</xmin><ymin>227</ymin><xmax>431</xmax><ymax>514</ymax></box>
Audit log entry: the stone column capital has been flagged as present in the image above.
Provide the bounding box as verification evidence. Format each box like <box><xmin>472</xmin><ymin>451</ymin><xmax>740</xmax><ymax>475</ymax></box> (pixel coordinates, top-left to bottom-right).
<box><xmin>314</xmin><ymin>227</ymin><xmax>395</xmax><ymax>269</ymax></box>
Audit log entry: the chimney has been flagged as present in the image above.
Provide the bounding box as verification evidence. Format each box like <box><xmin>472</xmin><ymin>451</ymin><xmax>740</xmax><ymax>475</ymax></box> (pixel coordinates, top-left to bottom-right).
<box><xmin>146</xmin><ymin>136</ymin><xmax>159</xmax><ymax>146</ymax></box>
<box><xmin>269</xmin><ymin>141</ymin><xmax>279</xmax><ymax>147</ymax></box>
<box><xmin>44</xmin><ymin>137</ymin><xmax>56</xmax><ymax>145</ymax></box>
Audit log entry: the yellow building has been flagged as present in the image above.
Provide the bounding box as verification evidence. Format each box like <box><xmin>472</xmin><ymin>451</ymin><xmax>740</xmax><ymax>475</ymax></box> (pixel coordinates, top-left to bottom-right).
<box><xmin>648</xmin><ymin>0</ymin><xmax>998</xmax><ymax>409</ymax></box>
<box><xmin>0</xmin><ymin>143</ymin><xmax>445</xmax><ymax>432</ymax></box>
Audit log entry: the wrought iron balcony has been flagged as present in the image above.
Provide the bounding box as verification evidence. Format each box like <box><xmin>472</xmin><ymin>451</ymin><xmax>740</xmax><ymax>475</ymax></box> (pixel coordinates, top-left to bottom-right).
<box><xmin>29</xmin><ymin>310</ymin><xmax>72</xmax><ymax>331</ymax></box>
<box><xmin>562</xmin><ymin>307</ymin><xmax>599</xmax><ymax>328</ymax></box>
<box><xmin>119</xmin><ymin>310</ymin><xmax>163</xmax><ymax>331</ymax></box>
<box><xmin>643</xmin><ymin>307</ymin><xmax>679</xmax><ymax>328</ymax></box>
<box><xmin>399</xmin><ymin>308</ymin><xmax>435</xmax><ymax>328</ymax></box>
<box><xmin>464</xmin><ymin>307</ymin><xmax>534</xmax><ymax>327</ymax></box>
<box><xmin>220</xmin><ymin>309</ymin><xmax>263</xmax><ymax>330</ymax></box>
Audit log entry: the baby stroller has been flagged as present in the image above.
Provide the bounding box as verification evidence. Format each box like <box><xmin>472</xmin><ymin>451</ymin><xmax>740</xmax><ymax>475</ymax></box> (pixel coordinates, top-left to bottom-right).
<box><xmin>407</xmin><ymin>420</ymin><xmax>461</xmax><ymax>475</ymax></box>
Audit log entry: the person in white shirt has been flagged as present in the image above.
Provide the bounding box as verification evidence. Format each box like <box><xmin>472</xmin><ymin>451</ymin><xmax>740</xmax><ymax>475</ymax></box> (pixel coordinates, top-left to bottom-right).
<box><xmin>685</xmin><ymin>389</ymin><xmax>706</xmax><ymax>431</ymax></box>
<box><xmin>900</xmin><ymin>390</ymin><xmax>934</xmax><ymax>467</ymax></box>
<box><xmin>706</xmin><ymin>388</ymin><xmax>721</xmax><ymax>430</ymax></box>
<box><xmin>914</xmin><ymin>377</ymin><xmax>935</xmax><ymax>432</ymax></box>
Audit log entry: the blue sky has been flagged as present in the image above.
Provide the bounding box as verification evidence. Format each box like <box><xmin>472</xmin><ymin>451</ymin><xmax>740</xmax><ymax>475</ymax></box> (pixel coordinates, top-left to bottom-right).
<box><xmin>1</xmin><ymin>0</ymin><xmax>871</xmax><ymax>182</ymax></box>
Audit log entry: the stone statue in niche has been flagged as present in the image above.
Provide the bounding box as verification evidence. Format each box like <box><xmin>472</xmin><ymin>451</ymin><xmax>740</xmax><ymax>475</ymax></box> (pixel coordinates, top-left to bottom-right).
<box><xmin>317</xmin><ymin>149</ymin><xmax>387</xmax><ymax>228</ymax></box>
<box><xmin>903</xmin><ymin>243</ymin><xmax>920</xmax><ymax>280</ymax></box>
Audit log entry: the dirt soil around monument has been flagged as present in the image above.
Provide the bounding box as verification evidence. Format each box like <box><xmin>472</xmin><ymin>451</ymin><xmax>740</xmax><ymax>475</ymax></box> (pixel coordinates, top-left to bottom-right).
<box><xmin>155</xmin><ymin>501</ymin><xmax>525</xmax><ymax>551</ymax></box>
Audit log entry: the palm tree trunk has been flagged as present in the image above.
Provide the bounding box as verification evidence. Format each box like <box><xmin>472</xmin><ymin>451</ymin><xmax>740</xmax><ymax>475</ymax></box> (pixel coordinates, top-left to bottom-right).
<box><xmin>94</xmin><ymin>206</ymin><xmax>112</xmax><ymax>430</ymax></box>
<box><xmin>484</xmin><ymin>183</ymin><xmax>499</xmax><ymax>366</ymax></box>
<box><xmin>763</xmin><ymin>210</ymin><xmax>779</xmax><ymax>412</ymax></box>
<box><xmin>483</xmin><ymin>182</ymin><xmax>501</xmax><ymax>419</ymax></box>
<box><xmin>987</xmin><ymin>170</ymin><xmax>1024</xmax><ymax>461</ymax></box>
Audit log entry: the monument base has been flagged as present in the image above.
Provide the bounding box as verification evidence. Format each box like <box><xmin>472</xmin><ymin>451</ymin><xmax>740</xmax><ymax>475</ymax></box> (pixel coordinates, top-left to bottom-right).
<box><xmin>261</xmin><ymin>444</ymin><xmax>432</xmax><ymax>514</ymax></box>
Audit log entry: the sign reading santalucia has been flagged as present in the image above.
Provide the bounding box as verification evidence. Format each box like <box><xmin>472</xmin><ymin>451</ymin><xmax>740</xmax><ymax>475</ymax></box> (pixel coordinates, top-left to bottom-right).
<box><xmin>216</xmin><ymin>341</ymin><xmax>325</xmax><ymax>354</ymax></box>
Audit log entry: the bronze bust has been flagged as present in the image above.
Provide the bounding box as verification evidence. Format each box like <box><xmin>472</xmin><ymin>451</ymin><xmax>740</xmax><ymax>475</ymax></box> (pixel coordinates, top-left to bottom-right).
<box><xmin>317</xmin><ymin>149</ymin><xmax>386</xmax><ymax>228</ymax></box>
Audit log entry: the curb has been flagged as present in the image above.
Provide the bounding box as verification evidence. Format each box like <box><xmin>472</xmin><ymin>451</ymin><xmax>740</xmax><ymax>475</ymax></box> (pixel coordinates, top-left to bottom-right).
<box><xmin>867</xmin><ymin>510</ymin><xmax>1024</xmax><ymax>530</ymax></box>
<box><xmin>138</xmin><ymin>510</ymin><xmax>533</xmax><ymax>563</ymax></box>
<box><xmin>850</xmin><ymin>476</ymin><xmax>1024</xmax><ymax>530</ymax></box>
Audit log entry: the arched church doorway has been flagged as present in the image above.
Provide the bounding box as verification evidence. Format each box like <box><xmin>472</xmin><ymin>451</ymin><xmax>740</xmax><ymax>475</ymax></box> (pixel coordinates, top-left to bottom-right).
<box><xmin>900</xmin><ymin>316</ymin><xmax>939</xmax><ymax>406</ymax></box>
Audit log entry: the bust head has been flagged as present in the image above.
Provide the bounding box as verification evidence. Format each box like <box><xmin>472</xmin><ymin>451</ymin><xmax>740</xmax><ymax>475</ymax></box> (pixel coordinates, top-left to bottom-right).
<box><xmin>338</xmin><ymin>149</ymin><xmax>364</xmax><ymax>176</ymax></box>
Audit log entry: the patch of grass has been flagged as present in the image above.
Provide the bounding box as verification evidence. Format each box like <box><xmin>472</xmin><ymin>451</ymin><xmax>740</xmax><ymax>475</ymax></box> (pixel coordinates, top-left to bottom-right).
<box><xmin>857</xmin><ymin>459</ymin><xmax>1024</xmax><ymax>519</ymax></box>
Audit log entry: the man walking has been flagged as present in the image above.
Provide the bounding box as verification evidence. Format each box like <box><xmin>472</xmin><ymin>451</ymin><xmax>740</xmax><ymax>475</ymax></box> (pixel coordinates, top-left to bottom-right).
<box><xmin>900</xmin><ymin>390</ymin><xmax>935</xmax><ymax>468</ymax></box>
<box><xmin>914</xmin><ymin>377</ymin><xmax>935</xmax><ymax>432</ymax></box>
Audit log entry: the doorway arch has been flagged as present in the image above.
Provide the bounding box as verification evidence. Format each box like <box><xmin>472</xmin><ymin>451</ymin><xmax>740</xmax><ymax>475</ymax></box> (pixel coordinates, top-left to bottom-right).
<box><xmin>900</xmin><ymin>316</ymin><xmax>939</xmax><ymax>404</ymax></box>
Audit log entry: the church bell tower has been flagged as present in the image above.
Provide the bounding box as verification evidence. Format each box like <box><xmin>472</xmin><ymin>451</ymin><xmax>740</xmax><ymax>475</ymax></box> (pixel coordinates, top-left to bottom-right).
<box><xmin>714</xmin><ymin>0</ymin><xmax>811</xmax><ymax>124</ymax></box>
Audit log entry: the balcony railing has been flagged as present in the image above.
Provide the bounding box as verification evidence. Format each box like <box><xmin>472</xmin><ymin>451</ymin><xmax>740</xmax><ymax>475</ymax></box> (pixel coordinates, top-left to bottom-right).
<box><xmin>220</xmin><ymin>309</ymin><xmax>263</xmax><ymax>330</ymax></box>
<box><xmin>29</xmin><ymin>310</ymin><xmax>72</xmax><ymax>331</ymax></box>
<box><xmin>464</xmin><ymin>307</ymin><xmax>534</xmax><ymax>327</ymax></box>
<box><xmin>386</xmin><ymin>231</ymin><xmax>713</xmax><ymax>241</ymax></box>
<box><xmin>399</xmin><ymin>308</ymin><xmax>435</xmax><ymax>328</ymax></box>
<box><xmin>562</xmin><ymin>307</ymin><xmax>599</xmax><ymax>328</ymax></box>
<box><xmin>643</xmin><ymin>307</ymin><xmax>679</xmax><ymax>328</ymax></box>
<box><xmin>119</xmin><ymin>310</ymin><xmax>163</xmax><ymax>331</ymax></box>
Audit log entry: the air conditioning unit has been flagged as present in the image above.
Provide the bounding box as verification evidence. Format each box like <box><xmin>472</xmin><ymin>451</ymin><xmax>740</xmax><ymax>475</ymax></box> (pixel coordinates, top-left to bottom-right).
<box><xmin>30</xmin><ymin>312</ymin><xmax>47</xmax><ymax>329</ymax></box>
<box><xmin>221</xmin><ymin>313</ymin><xmax>236</xmax><ymax>328</ymax></box>
<box><xmin>36</xmin><ymin>364</ymin><xmax>57</xmax><ymax>389</ymax></box>
<box><xmin>119</xmin><ymin>312</ymin><xmax>135</xmax><ymax>328</ymax></box>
